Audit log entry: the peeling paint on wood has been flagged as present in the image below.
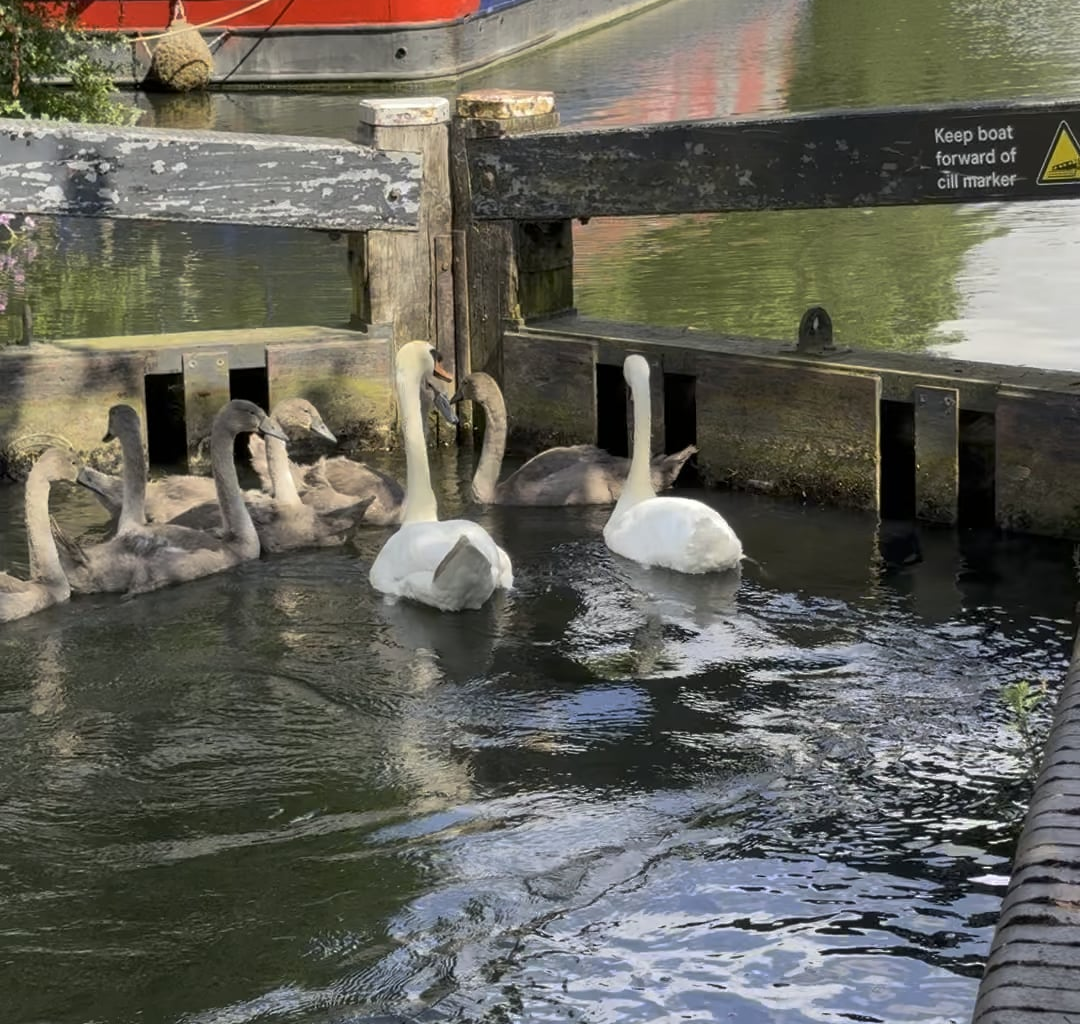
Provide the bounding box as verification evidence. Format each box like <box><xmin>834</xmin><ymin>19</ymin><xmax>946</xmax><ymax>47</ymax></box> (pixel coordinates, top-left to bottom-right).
<box><xmin>467</xmin><ymin>99</ymin><xmax>1080</xmax><ymax>220</ymax></box>
<box><xmin>0</xmin><ymin>118</ymin><xmax>422</xmax><ymax>230</ymax></box>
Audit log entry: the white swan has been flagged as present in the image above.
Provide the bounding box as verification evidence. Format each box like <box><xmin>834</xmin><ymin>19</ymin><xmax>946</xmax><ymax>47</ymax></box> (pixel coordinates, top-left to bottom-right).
<box><xmin>369</xmin><ymin>342</ymin><xmax>513</xmax><ymax>611</ymax></box>
<box><xmin>603</xmin><ymin>354</ymin><xmax>742</xmax><ymax>574</ymax></box>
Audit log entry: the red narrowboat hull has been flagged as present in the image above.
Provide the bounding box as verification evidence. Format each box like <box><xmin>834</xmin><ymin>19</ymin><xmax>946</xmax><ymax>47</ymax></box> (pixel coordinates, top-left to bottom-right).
<box><xmin>74</xmin><ymin>0</ymin><xmax>676</xmax><ymax>85</ymax></box>
<box><xmin>74</xmin><ymin>1</ymin><xmax>482</xmax><ymax>31</ymax></box>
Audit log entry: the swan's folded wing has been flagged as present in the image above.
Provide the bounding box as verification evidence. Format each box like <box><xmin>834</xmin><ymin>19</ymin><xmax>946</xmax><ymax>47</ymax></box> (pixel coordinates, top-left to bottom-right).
<box><xmin>166</xmin><ymin>501</ymin><xmax>224</xmax><ymax>534</ymax></box>
<box><xmin>50</xmin><ymin>516</ymin><xmax>90</xmax><ymax>568</ymax></box>
<box><xmin>0</xmin><ymin>571</ymin><xmax>33</xmax><ymax>594</ymax></box>
<box><xmin>508</xmin><ymin>445</ymin><xmax>619</xmax><ymax>484</ymax></box>
<box><xmin>132</xmin><ymin>522</ymin><xmax>229</xmax><ymax>555</ymax></box>
<box><xmin>319</xmin><ymin>457</ymin><xmax>403</xmax><ymax>503</ymax></box>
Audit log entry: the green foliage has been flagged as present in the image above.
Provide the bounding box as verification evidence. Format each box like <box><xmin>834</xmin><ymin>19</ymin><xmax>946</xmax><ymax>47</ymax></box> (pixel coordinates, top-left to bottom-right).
<box><xmin>1001</xmin><ymin>678</ymin><xmax>1051</xmax><ymax>775</ymax></box>
<box><xmin>0</xmin><ymin>1</ymin><xmax>136</xmax><ymax>124</ymax></box>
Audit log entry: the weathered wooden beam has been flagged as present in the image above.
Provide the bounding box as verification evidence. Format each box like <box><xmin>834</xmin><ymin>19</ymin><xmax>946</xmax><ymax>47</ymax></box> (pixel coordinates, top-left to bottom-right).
<box><xmin>450</xmin><ymin>90</ymin><xmax>562</xmax><ymax>388</ymax></box>
<box><xmin>996</xmin><ymin>390</ymin><xmax>1080</xmax><ymax>539</ymax></box>
<box><xmin>468</xmin><ymin>98</ymin><xmax>1080</xmax><ymax>220</ymax></box>
<box><xmin>914</xmin><ymin>385</ymin><xmax>959</xmax><ymax>524</ymax></box>
<box><xmin>265</xmin><ymin>332</ymin><xmax>395</xmax><ymax>450</ymax></box>
<box><xmin>526</xmin><ymin>315</ymin><xmax>1080</xmax><ymax>415</ymax></box>
<box><xmin>349</xmin><ymin>98</ymin><xmax>451</xmax><ymax>346</ymax></box>
<box><xmin>0</xmin><ymin>118</ymin><xmax>422</xmax><ymax>230</ymax></box>
<box><xmin>502</xmin><ymin>333</ymin><xmax>596</xmax><ymax>454</ymax></box>
<box><xmin>0</xmin><ymin>348</ymin><xmax>145</xmax><ymax>474</ymax></box>
<box><xmin>694</xmin><ymin>354</ymin><xmax>881</xmax><ymax>511</ymax></box>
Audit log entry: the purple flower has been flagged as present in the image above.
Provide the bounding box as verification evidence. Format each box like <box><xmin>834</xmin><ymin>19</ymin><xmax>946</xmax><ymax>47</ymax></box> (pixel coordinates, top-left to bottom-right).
<box><xmin>0</xmin><ymin>213</ymin><xmax>12</xmax><ymax>227</ymax></box>
<box><xmin>13</xmin><ymin>270</ymin><xmax>24</xmax><ymax>285</ymax></box>
<box><xmin>23</xmin><ymin>216</ymin><xmax>35</xmax><ymax>230</ymax></box>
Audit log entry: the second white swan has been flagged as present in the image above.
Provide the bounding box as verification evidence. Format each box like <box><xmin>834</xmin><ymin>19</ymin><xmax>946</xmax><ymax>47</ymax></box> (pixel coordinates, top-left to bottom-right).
<box><xmin>603</xmin><ymin>354</ymin><xmax>742</xmax><ymax>574</ymax></box>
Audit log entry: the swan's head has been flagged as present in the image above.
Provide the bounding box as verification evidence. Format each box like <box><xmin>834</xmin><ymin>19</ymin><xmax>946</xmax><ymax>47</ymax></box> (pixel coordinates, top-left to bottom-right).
<box><xmin>219</xmin><ymin>399</ymin><xmax>289</xmax><ymax>442</ymax></box>
<box><xmin>273</xmin><ymin>398</ymin><xmax>336</xmax><ymax>444</ymax></box>
<box><xmin>396</xmin><ymin>340</ymin><xmax>453</xmax><ymax>388</ymax></box>
<box><xmin>103</xmin><ymin>404</ymin><xmax>142</xmax><ymax>444</ymax></box>
<box><xmin>623</xmin><ymin>354</ymin><xmax>651</xmax><ymax>391</ymax></box>
<box><xmin>449</xmin><ymin>372</ymin><xmax>497</xmax><ymax>406</ymax></box>
<box><xmin>33</xmin><ymin>446</ymin><xmax>81</xmax><ymax>484</ymax></box>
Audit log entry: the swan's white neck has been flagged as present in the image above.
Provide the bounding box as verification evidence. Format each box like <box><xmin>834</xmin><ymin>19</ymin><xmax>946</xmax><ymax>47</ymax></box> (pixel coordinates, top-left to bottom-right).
<box><xmin>400</xmin><ymin>370</ymin><xmax>438</xmax><ymax>524</ymax></box>
<box><xmin>265</xmin><ymin>430</ymin><xmax>301</xmax><ymax>507</ymax></box>
<box><xmin>612</xmin><ymin>366</ymin><xmax>656</xmax><ymax>518</ymax></box>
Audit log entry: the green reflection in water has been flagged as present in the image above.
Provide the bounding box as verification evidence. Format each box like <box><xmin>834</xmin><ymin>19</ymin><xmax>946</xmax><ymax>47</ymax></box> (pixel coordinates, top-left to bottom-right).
<box><xmin>575</xmin><ymin>206</ymin><xmax>1002</xmax><ymax>351</ymax></box>
<box><xmin>3</xmin><ymin>218</ymin><xmax>348</xmax><ymax>344</ymax></box>
<box><xmin>575</xmin><ymin>0</ymin><xmax>1078</xmax><ymax>352</ymax></box>
<box><xmin>786</xmin><ymin>0</ymin><xmax>1075</xmax><ymax>111</ymax></box>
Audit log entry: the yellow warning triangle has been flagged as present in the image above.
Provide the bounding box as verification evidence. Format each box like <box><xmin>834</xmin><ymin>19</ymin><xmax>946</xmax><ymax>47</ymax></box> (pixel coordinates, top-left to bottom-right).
<box><xmin>1038</xmin><ymin>120</ymin><xmax>1080</xmax><ymax>184</ymax></box>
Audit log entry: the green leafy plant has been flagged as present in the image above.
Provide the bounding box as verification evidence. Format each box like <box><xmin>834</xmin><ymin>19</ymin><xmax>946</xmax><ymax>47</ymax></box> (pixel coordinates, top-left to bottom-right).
<box><xmin>1001</xmin><ymin>678</ymin><xmax>1051</xmax><ymax>773</ymax></box>
<box><xmin>0</xmin><ymin>1</ymin><xmax>137</xmax><ymax>124</ymax></box>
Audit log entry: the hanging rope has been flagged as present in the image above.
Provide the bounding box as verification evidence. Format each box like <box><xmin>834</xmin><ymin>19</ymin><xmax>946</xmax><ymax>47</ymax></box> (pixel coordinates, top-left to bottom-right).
<box><xmin>132</xmin><ymin>0</ymin><xmax>276</xmax><ymax>44</ymax></box>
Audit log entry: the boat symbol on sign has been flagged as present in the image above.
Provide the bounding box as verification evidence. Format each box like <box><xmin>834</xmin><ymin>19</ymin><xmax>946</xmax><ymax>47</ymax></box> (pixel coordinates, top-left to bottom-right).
<box><xmin>1038</xmin><ymin>121</ymin><xmax>1080</xmax><ymax>184</ymax></box>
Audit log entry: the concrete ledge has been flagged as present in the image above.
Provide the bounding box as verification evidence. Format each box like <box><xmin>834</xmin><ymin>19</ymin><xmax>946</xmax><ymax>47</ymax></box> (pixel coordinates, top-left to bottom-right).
<box><xmin>0</xmin><ymin>325</ymin><xmax>396</xmax><ymax>473</ymax></box>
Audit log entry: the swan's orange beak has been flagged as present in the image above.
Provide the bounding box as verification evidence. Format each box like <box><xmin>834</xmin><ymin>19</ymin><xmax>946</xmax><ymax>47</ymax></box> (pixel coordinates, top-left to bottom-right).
<box><xmin>432</xmin><ymin>351</ymin><xmax>453</xmax><ymax>383</ymax></box>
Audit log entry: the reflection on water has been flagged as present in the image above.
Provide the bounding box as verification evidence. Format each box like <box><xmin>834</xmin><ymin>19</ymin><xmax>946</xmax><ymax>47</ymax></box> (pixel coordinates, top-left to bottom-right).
<box><xmin>5</xmin><ymin>0</ymin><xmax>1080</xmax><ymax>366</ymax></box>
<box><xmin>0</xmin><ymin>451</ymin><xmax>1073</xmax><ymax>1022</ymax></box>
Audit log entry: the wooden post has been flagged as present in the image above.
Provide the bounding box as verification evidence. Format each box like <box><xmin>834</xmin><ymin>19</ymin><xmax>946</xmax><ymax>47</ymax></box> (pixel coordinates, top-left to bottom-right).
<box><xmin>350</xmin><ymin>97</ymin><xmax>454</xmax><ymax>444</ymax></box>
<box><xmin>450</xmin><ymin>90</ymin><xmax>572</xmax><ymax>414</ymax></box>
<box><xmin>182</xmin><ymin>349</ymin><xmax>230</xmax><ymax>471</ymax></box>
<box><xmin>913</xmin><ymin>385</ymin><xmax>959</xmax><ymax>524</ymax></box>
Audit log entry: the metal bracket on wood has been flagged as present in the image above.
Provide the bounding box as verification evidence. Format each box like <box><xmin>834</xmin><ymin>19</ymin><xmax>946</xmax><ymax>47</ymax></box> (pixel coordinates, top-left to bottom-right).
<box><xmin>792</xmin><ymin>306</ymin><xmax>850</xmax><ymax>356</ymax></box>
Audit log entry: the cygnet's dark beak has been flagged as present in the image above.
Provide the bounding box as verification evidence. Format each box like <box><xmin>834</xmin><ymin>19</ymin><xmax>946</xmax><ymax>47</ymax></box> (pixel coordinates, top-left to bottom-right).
<box><xmin>432</xmin><ymin>388</ymin><xmax>459</xmax><ymax>425</ymax></box>
<box><xmin>258</xmin><ymin>417</ymin><xmax>289</xmax><ymax>442</ymax></box>
<box><xmin>102</xmin><ymin>430</ymin><xmax>115</xmax><ymax>443</ymax></box>
<box><xmin>311</xmin><ymin>418</ymin><xmax>337</xmax><ymax>444</ymax></box>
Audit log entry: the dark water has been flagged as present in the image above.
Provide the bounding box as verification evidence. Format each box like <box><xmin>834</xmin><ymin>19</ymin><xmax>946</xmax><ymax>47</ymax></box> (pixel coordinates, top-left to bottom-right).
<box><xmin>0</xmin><ymin>452</ymin><xmax>1074</xmax><ymax>1023</ymax></box>
<box><xmin>5</xmin><ymin>0</ymin><xmax>1080</xmax><ymax>366</ymax></box>
<box><xmin>2</xmin><ymin>2</ymin><xmax>1080</xmax><ymax>1019</ymax></box>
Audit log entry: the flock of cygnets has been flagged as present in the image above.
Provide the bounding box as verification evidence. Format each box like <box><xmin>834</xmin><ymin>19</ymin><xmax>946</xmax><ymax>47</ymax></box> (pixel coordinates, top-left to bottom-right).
<box><xmin>0</xmin><ymin>342</ymin><xmax>743</xmax><ymax>622</ymax></box>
